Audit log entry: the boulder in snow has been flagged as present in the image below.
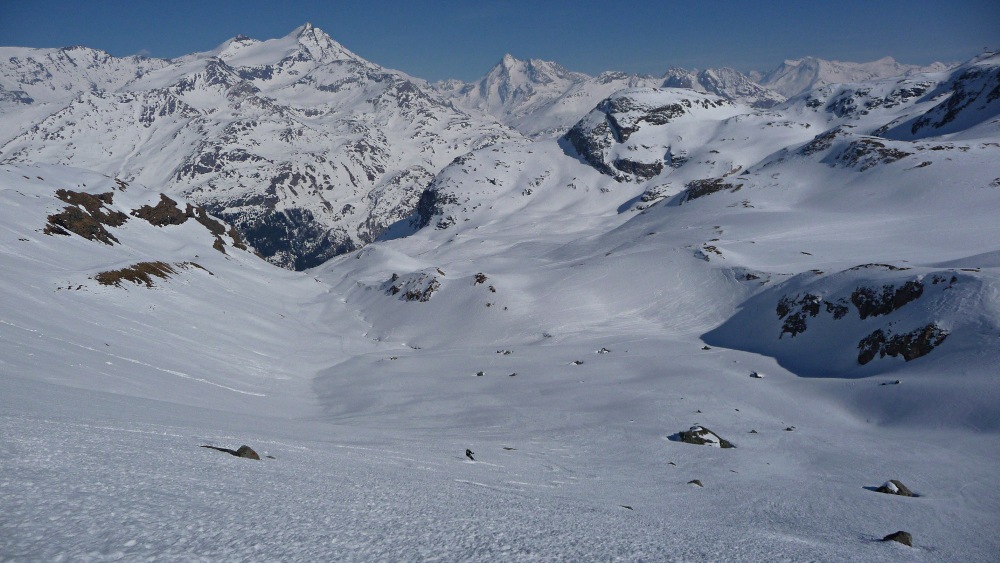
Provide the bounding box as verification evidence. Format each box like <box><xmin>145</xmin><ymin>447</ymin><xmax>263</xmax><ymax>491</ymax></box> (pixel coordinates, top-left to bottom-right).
<box><xmin>672</xmin><ymin>426</ymin><xmax>735</xmax><ymax>448</ymax></box>
<box><xmin>881</xmin><ymin>530</ymin><xmax>913</xmax><ymax>547</ymax></box>
<box><xmin>875</xmin><ymin>479</ymin><xmax>916</xmax><ymax>497</ymax></box>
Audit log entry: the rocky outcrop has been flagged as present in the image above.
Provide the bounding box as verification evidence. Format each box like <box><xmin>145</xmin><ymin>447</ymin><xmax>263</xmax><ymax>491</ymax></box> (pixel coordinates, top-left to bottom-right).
<box><xmin>875</xmin><ymin>479</ymin><xmax>916</xmax><ymax>497</ymax></box>
<box><xmin>857</xmin><ymin>324</ymin><xmax>948</xmax><ymax>365</ymax></box>
<box><xmin>681</xmin><ymin>178</ymin><xmax>744</xmax><ymax>203</ymax></box>
<box><xmin>44</xmin><ymin>190</ymin><xmax>128</xmax><ymax>245</ymax></box>
<box><xmin>673</xmin><ymin>426</ymin><xmax>735</xmax><ymax>448</ymax></box>
<box><xmin>563</xmin><ymin>88</ymin><xmax>737</xmax><ymax>183</ymax></box>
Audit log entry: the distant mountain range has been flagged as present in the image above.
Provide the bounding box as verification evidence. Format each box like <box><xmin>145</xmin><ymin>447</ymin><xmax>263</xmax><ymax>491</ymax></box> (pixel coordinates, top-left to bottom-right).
<box><xmin>0</xmin><ymin>24</ymin><xmax>966</xmax><ymax>269</ymax></box>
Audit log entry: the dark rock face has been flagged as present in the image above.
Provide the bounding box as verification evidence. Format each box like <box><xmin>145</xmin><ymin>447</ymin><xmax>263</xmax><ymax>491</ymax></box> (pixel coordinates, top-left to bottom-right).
<box><xmin>911</xmin><ymin>64</ymin><xmax>1000</xmax><ymax>136</ymax></box>
<box><xmin>681</xmin><ymin>178</ymin><xmax>743</xmax><ymax>203</ymax></box>
<box><xmin>857</xmin><ymin>323</ymin><xmax>948</xmax><ymax>365</ymax></box>
<box><xmin>851</xmin><ymin>281</ymin><xmax>924</xmax><ymax>320</ymax></box>
<box><xmin>881</xmin><ymin>531</ymin><xmax>913</xmax><ymax>547</ymax></box>
<box><xmin>612</xmin><ymin>158</ymin><xmax>663</xmax><ymax>180</ymax></box>
<box><xmin>776</xmin><ymin>293</ymin><xmax>851</xmax><ymax>338</ymax></box>
<box><xmin>836</xmin><ymin>138</ymin><xmax>912</xmax><ymax>171</ymax></box>
<box><xmin>687</xmin><ymin>479</ymin><xmax>703</xmax><ymax>487</ymax></box>
<box><xmin>564</xmin><ymin>121</ymin><xmax>619</xmax><ymax>178</ymax></box>
<box><xmin>414</xmin><ymin>187</ymin><xmax>460</xmax><ymax>230</ymax></box>
<box><xmin>875</xmin><ymin>479</ymin><xmax>916</xmax><ymax>497</ymax></box>
<box><xmin>215</xmin><ymin>207</ymin><xmax>355</xmax><ymax>270</ymax></box>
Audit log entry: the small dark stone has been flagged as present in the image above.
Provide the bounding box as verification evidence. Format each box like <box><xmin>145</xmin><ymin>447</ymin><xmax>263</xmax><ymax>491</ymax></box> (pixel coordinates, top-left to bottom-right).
<box><xmin>688</xmin><ymin>479</ymin><xmax>703</xmax><ymax>487</ymax></box>
<box><xmin>881</xmin><ymin>531</ymin><xmax>913</xmax><ymax>547</ymax></box>
<box><xmin>784</xmin><ymin>426</ymin><xmax>795</xmax><ymax>432</ymax></box>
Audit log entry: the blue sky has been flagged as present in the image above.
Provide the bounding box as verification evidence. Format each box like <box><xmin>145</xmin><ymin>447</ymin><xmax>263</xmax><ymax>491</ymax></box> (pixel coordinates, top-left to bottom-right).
<box><xmin>1</xmin><ymin>1</ymin><xmax>997</xmax><ymax>81</ymax></box>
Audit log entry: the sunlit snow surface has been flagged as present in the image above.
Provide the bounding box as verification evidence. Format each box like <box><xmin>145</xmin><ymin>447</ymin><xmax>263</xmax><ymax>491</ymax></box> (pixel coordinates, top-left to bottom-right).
<box><xmin>3</xmin><ymin>49</ymin><xmax>1000</xmax><ymax>560</ymax></box>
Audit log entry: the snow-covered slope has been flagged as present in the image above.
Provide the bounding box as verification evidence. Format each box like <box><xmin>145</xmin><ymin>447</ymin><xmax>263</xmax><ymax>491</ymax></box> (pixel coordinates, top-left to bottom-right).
<box><xmin>0</xmin><ymin>24</ymin><xmax>514</xmax><ymax>269</ymax></box>
<box><xmin>758</xmin><ymin>56</ymin><xmax>951</xmax><ymax>98</ymax></box>
<box><xmin>1</xmin><ymin>33</ymin><xmax>999</xmax><ymax>560</ymax></box>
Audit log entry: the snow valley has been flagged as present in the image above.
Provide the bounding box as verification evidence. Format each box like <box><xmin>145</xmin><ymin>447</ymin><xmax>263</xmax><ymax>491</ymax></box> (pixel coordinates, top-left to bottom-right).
<box><xmin>1</xmin><ymin>24</ymin><xmax>999</xmax><ymax>561</ymax></box>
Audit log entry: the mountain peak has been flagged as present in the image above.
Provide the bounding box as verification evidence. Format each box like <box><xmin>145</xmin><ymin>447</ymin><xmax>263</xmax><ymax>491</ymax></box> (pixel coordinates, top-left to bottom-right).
<box><xmin>284</xmin><ymin>22</ymin><xmax>358</xmax><ymax>63</ymax></box>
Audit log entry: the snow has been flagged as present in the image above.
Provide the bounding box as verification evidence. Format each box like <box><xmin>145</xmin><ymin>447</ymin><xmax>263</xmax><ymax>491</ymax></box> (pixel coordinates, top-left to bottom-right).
<box><xmin>1</xmin><ymin>28</ymin><xmax>999</xmax><ymax>561</ymax></box>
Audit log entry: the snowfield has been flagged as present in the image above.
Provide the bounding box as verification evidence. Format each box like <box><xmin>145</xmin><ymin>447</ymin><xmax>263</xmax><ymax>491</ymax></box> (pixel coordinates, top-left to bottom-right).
<box><xmin>1</xmin><ymin>27</ymin><xmax>999</xmax><ymax>561</ymax></box>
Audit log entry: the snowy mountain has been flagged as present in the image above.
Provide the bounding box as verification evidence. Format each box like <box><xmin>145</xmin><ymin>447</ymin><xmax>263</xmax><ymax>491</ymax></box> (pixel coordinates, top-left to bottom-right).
<box><xmin>662</xmin><ymin>67</ymin><xmax>785</xmax><ymax>108</ymax></box>
<box><xmin>758</xmin><ymin>55</ymin><xmax>951</xmax><ymax>98</ymax></box>
<box><xmin>436</xmin><ymin>54</ymin><xmax>661</xmax><ymax>138</ymax></box>
<box><xmin>438</xmin><ymin>55</ymin><xmax>784</xmax><ymax>138</ymax></box>
<box><xmin>0</xmin><ymin>24</ymin><xmax>514</xmax><ymax>269</ymax></box>
<box><xmin>2</xmin><ymin>26</ymin><xmax>999</xmax><ymax>560</ymax></box>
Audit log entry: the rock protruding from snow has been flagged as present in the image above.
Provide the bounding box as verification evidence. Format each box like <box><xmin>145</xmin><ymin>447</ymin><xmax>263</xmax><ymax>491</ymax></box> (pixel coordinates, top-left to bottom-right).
<box><xmin>881</xmin><ymin>530</ymin><xmax>913</xmax><ymax>547</ymax></box>
<box><xmin>673</xmin><ymin>426</ymin><xmax>735</xmax><ymax>448</ymax></box>
<box><xmin>875</xmin><ymin>479</ymin><xmax>916</xmax><ymax>497</ymax></box>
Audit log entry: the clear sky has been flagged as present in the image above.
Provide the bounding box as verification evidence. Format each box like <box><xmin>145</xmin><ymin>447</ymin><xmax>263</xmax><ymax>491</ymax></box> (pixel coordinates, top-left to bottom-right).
<box><xmin>1</xmin><ymin>0</ymin><xmax>997</xmax><ymax>81</ymax></box>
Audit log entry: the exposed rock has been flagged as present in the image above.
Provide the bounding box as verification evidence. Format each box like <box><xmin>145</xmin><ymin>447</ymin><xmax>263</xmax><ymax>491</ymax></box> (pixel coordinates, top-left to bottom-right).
<box><xmin>674</xmin><ymin>426</ymin><xmax>735</xmax><ymax>448</ymax></box>
<box><xmin>875</xmin><ymin>479</ymin><xmax>915</xmax><ymax>497</ymax></box>
<box><xmin>857</xmin><ymin>323</ymin><xmax>948</xmax><ymax>365</ymax></box>
<box><xmin>131</xmin><ymin>194</ymin><xmax>188</xmax><ymax>226</ymax></box>
<box><xmin>235</xmin><ymin>445</ymin><xmax>261</xmax><ymax>460</ymax></box>
<box><xmin>44</xmin><ymin>189</ymin><xmax>128</xmax><ymax>245</ymax></box>
<box><xmin>681</xmin><ymin>178</ymin><xmax>743</xmax><ymax>203</ymax></box>
<box><xmin>200</xmin><ymin>444</ymin><xmax>261</xmax><ymax>461</ymax></box>
<box><xmin>851</xmin><ymin>281</ymin><xmax>924</xmax><ymax>320</ymax></box>
<box><xmin>836</xmin><ymin>138</ymin><xmax>912</xmax><ymax>171</ymax></box>
<box><xmin>94</xmin><ymin>261</ymin><xmax>207</xmax><ymax>288</ymax></box>
<box><xmin>881</xmin><ymin>530</ymin><xmax>913</xmax><ymax>547</ymax></box>
<box><xmin>94</xmin><ymin>261</ymin><xmax>176</xmax><ymax>288</ymax></box>
<box><xmin>687</xmin><ymin>479</ymin><xmax>703</xmax><ymax>487</ymax></box>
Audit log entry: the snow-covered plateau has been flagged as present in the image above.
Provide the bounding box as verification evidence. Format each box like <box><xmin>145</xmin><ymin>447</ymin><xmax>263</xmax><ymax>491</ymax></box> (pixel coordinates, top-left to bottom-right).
<box><xmin>1</xmin><ymin>25</ymin><xmax>999</xmax><ymax>561</ymax></box>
